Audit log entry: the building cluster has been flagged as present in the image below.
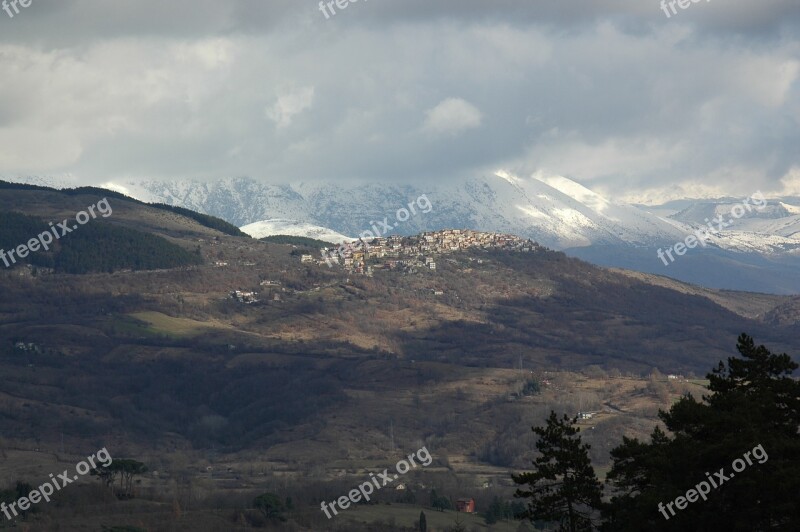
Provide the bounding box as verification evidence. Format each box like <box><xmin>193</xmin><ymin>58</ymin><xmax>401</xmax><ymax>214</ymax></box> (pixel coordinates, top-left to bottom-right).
<box><xmin>317</xmin><ymin>229</ymin><xmax>539</xmax><ymax>274</ymax></box>
<box><xmin>230</xmin><ymin>290</ymin><xmax>259</xmax><ymax>304</ymax></box>
<box><xmin>14</xmin><ymin>341</ymin><xmax>41</xmax><ymax>353</ymax></box>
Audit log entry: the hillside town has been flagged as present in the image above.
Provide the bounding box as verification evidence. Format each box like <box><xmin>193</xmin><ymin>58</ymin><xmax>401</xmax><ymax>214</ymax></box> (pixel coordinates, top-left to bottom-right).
<box><xmin>316</xmin><ymin>229</ymin><xmax>540</xmax><ymax>275</ymax></box>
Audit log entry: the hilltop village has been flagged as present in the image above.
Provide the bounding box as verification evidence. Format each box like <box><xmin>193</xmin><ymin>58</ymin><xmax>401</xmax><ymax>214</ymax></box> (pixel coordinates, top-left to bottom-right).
<box><xmin>312</xmin><ymin>229</ymin><xmax>540</xmax><ymax>275</ymax></box>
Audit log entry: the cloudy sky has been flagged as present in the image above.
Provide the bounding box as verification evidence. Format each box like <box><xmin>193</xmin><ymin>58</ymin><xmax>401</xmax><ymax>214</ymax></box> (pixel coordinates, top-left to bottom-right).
<box><xmin>0</xmin><ymin>0</ymin><xmax>798</xmax><ymax>203</ymax></box>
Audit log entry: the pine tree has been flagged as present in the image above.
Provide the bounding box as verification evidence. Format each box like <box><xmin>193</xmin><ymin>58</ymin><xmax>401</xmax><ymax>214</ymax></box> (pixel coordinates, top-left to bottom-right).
<box><xmin>513</xmin><ymin>411</ymin><xmax>603</xmax><ymax>531</ymax></box>
<box><xmin>253</xmin><ymin>493</ymin><xmax>287</xmax><ymax>522</ymax></box>
<box><xmin>450</xmin><ymin>513</ymin><xmax>467</xmax><ymax>532</ymax></box>
<box><xmin>431</xmin><ymin>488</ymin><xmax>451</xmax><ymax>511</ymax></box>
<box><xmin>485</xmin><ymin>495</ymin><xmax>503</xmax><ymax>524</ymax></box>
<box><xmin>603</xmin><ymin>334</ymin><xmax>800</xmax><ymax>531</ymax></box>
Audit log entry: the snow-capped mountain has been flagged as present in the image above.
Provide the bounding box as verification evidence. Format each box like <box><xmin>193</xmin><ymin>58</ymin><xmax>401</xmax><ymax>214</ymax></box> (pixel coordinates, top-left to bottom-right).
<box><xmin>5</xmin><ymin>173</ymin><xmax>800</xmax><ymax>293</ymax></box>
<box><xmin>666</xmin><ymin>198</ymin><xmax>800</xmax><ymax>251</ymax></box>
<box><xmin>240</xmin><ymin>219</ymin><xmax>352</xmax><ymax>244</ymax></box>
<box><xmin>20</xmin><ymin>172</ymin><xmax>695</xmax><ymax>249</ymax></box>
<box><xmin>54</xmin><ymin>172</ymin><xmax>800</xmax><ymax>254</ymax></box>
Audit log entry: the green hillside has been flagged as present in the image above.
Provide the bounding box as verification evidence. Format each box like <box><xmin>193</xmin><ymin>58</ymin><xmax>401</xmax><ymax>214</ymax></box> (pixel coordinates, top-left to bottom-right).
<box><xmin>0</xmin><ymin>211</ymin><xmax>203</xmax><ymax>273</ymax></box>
<box><xmin>261</xmin><ymin>234</ymin><xmax>331</xmax><ymax>248</ymax></box>
<box><xmin>0</xmin><ymin>180</ymin><xmax>246</xmax><ymax>237</ymax></box>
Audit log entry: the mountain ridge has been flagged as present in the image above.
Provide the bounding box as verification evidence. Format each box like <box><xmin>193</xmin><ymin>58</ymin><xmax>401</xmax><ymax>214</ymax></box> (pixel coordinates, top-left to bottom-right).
<box><xmin>6</xmin><ymin>174</ymin><xmax>800</xmax><ymax>293</ymax></box>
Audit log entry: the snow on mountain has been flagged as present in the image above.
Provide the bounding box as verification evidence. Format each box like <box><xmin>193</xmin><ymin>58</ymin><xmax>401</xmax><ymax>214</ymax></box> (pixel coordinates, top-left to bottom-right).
<box><xmin>98</xmin><ymin>181</ymin><xmax>162</xmax><ymax>203</ymax></box>
<box><xmin>5</xmin><ymin>173</ymin><xmax>797</xmax><ymax>253</ymax></box>
<box><xmin>5</xmin><ymin>173</ymin><xmax>799</xmax><ymax>293</ymax></box>
<box><xmin>781</xmin><ymin>201</ymin><xmax>800</xmax><ymax>215</ymax></box>
<box><xmin>667</xmin><ymin>198</ymin><xmax>800</xmax><ymax>253</ymax></box>
<box><xmin>483</xmin><ymin>171</ymin><xmax>687</xmax><ymax>248</ymax></box>
<box><xmin>1</xmin><ymin>175</ymin><xmax>84</xmax><ymax>190</ymax></box>
<box><xmin>240</xmin><ymin>219</ymin><xmax>352</xmax><ymax>244</ymax></box>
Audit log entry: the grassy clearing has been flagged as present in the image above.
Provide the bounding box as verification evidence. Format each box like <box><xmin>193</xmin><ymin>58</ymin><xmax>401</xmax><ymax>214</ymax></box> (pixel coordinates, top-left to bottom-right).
<box><xmin>128</xmin><ymin>311</ymin><xmax>214</xmax><ymax>338</ymax></box>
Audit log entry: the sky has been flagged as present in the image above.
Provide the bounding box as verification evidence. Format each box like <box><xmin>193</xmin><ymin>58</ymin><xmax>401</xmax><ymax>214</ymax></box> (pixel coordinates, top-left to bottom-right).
<box><xmin>0</xmin><ymin>0</ymin><xmax>799</xmax><ymax>203</ymax></box>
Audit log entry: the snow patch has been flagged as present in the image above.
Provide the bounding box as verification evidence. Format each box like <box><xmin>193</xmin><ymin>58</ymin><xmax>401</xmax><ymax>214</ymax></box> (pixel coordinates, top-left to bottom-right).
<box><xmin>240</xmin><ymin>219</ymin><xmax>353</xmax><ymax>244</ymax></box>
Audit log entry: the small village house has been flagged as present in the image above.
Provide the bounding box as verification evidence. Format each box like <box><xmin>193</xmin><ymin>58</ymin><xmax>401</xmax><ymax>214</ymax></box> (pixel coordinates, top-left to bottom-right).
<box><xmin>456</xmin><ymin>498</ymin><xmax>475</xmax><ymax>513</ymax></box>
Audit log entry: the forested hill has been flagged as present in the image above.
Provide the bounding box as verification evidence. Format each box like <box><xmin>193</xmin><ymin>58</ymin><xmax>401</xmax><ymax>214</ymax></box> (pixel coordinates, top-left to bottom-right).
<box><xmin>0</xmin><ymin>180</ymin><xmax>246</xmax><ymax>237</ymax></box>
<box><xmin>0</xmin><ymin>181</ymin><xmax>255</xmax><ymax>274</ymax></box>
<box><xmin>0</xmin><ymin>210</ymin><xmax>203</xmax><ymax>274</ymax></box>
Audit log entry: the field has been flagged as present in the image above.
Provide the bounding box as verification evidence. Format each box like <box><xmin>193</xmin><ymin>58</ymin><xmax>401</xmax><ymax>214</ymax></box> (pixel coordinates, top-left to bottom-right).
<box><xmin>339</xmin><ymin>504</ymin><xmax>524</xmax><ymax>531</ymax></box>
<box><xmin>127</xmin><ymin>311</ymin><xmax>222</xmax><ymax>338</ymax></box>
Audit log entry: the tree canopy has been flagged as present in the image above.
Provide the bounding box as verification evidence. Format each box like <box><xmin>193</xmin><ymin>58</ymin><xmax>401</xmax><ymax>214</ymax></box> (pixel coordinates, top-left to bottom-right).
<box><xmin>512</xmin><ymin>334</ymin><xmax>799</xmax><ymax>531</ymax></box>
<box><xmin>513</xmin><ymin>411</ymin><xmax>603</xmax><ymax>531</ymax></box>
<box><xmin>602</xmin><ymin>334</ymin><xmax>800</xmax><ymax>531</ymax></box>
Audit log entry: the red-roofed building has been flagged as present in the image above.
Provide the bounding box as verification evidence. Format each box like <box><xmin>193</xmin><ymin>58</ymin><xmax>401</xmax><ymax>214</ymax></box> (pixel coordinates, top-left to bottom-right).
<box><xmin>456</xmin><ymin>498</ymin><xmax>475</xmax><ymax>513</ymax></box>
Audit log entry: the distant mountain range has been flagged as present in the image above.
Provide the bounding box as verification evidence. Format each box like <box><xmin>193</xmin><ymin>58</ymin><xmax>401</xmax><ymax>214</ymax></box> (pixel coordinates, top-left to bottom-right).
<box><xmin>6</xmin><ymin>174</ymin><xmax>800</xmax><ymax>294</ymax></box>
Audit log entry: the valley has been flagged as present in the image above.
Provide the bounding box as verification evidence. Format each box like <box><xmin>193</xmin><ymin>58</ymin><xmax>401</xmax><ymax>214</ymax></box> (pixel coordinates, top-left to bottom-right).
<box><xmin>0</xmin><ymin>183</ymin><xmax>797</xmax><ymax>529</ymax></box>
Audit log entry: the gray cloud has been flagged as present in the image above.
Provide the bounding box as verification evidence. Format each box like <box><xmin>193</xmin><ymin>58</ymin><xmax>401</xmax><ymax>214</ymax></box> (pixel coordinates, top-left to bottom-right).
<box><xmin>0</xmin><ymin>0</ymin><xmax>798</xmax><ymax>200</ymax></box>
